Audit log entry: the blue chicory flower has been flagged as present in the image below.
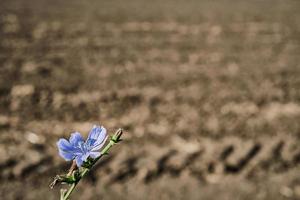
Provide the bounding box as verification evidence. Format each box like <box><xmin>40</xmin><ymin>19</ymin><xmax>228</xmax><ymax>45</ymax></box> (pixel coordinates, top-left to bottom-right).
<box><xmin>57</xmin><ymin>125</ymin><xmax>108</xmax><ymax>167</ymax></box>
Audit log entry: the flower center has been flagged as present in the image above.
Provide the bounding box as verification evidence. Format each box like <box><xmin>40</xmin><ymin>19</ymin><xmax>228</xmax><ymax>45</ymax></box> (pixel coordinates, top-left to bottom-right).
<box><xmin>78</xmin><ymin>141</ymin><xmax>88</xmax><ymax>154</ymax></box>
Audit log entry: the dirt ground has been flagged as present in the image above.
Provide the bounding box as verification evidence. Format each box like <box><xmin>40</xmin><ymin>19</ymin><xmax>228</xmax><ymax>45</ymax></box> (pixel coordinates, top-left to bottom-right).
<box><xmin>0</xmin><ymin>0</ymin><xmax>300</xmax><ymax>199</ymax></box>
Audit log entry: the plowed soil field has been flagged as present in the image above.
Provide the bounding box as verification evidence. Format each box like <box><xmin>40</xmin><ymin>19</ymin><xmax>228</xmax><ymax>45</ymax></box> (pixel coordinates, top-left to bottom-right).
<box><xmin>1</xmin><ymin>0</ymin><xmax>300</xmax><ymax>199</ymax></box>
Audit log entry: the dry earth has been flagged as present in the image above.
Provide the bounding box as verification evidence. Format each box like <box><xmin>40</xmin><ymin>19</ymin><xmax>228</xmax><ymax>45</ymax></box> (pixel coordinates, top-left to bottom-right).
<box><xmin>0</xmin><ymin>0</ymin><xmax>300</xmax><ymax>199</ymax></box>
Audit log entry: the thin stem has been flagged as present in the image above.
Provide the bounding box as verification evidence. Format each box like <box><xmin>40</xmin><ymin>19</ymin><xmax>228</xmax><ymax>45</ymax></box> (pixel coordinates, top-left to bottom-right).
<box><xmin>62</xmin><ymin>183</ymin><xmax>76</xmax><ymax>200</ymax></box>
<box><xmin>61</xmin><ymin>129</ymin><xmax>123</xmax><ymax>200</ymax></box>
<box><xmin>60</xmin><ymin>189</ymin><xmax>67</xmax><ymax>200</ymax></box>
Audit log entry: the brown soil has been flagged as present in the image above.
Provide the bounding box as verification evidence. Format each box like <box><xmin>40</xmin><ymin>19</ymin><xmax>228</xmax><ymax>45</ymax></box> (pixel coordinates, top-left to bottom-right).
<box><xmin>1</xmin><ymin>0</ymin><xmax>300</xmax><ymax>199</ymax></box>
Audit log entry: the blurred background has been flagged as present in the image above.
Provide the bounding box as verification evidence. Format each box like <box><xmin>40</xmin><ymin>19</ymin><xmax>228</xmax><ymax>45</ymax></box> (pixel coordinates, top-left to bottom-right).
<box><xmin>0</xmin><ymin>0</ymin><xmax>300</xmax><ymax>199</ymax></box>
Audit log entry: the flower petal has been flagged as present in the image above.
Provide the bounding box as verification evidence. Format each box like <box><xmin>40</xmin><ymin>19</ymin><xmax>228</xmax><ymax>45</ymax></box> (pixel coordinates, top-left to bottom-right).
<box><xmin>69</xmin><ymin>132</ymin><xmax>84</xmax><ymax>146</ymax></box>
<box><xmin>89</xmin><ymin>151</ymin><xmax>101</xmax><ymax>159</ymax></box>
<box><xmin>81</xmin><ymin>153</ymin><xmax>89</xmax><ymax>162</ymax></box>
<box><xmin>57</xmin><ymin>138</ymin><xmax>74</xmax><ymax>152</ymax></box>
<box><xmin>58</xmin><ymin>150</ymin><xmax>74</xmax><ymax>161</ymax></box>
<box><xmin>75</xmin><ymin>156</ymin><xmax>83</xmax><ymax>167</ymax></box>
<box><xmin>86</xmin><ymin>125</ymin><xmax>107</xmax><ymax>149</ymax></box>
<box><xmin>90</xmin><ymin>135</ymin><xmax>108</xmax><ymax>151</ymax></box>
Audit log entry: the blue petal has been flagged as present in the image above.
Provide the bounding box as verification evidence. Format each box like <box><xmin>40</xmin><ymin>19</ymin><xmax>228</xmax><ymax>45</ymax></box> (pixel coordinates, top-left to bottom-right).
<box><xmin>75</xmin><ymin>156</ymin><xmax>83</xmax><ymax>167</ymax></box>
<box><xmin>58</xmin><ymin>150</ymin><xmax>74</xmax><ymax>161</ymax></box>
<box><xmin>69</xmin><ymin>132</ymin><xmax>84</xmax><ymax>146</ymax></box>
<box><xmin>86</xmin><ymin>125</ymin><xmax>107</xmax><ymax>149</ymax></box>
<box><xmin>90</xmin><ymin>135</ymin><xmax>108</xmax><ymax>151</ymax></box>
<box><xmin>82</xmin><ymin>153</ymin><xmax>89</xmax><ymax>162</ymax></box>
<box><xmin>57</xmin><ymin>138</ymin><xmax>74</xmax><ymax>152</ymax></box>
<box><xmin>89</xmin><ymin>151</ymin><xmax>101</xmax><ymax>159</ymax></box>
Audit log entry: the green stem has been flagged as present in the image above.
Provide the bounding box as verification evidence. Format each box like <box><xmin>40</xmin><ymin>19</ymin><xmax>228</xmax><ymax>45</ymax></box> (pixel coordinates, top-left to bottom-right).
<box><xmin>60</xmin><ymin>189</ymin><xmax>67</xmax><ymax>200</ymax></box>
<box><xmin>62</xmin><ymin>184</ymin><xmax>76</xmax><ymax>200</ymax></box>
<box><xmin>61</xmin><ymin>129</ymin><xmax>123</xmax><ymax>200</ymax></box>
